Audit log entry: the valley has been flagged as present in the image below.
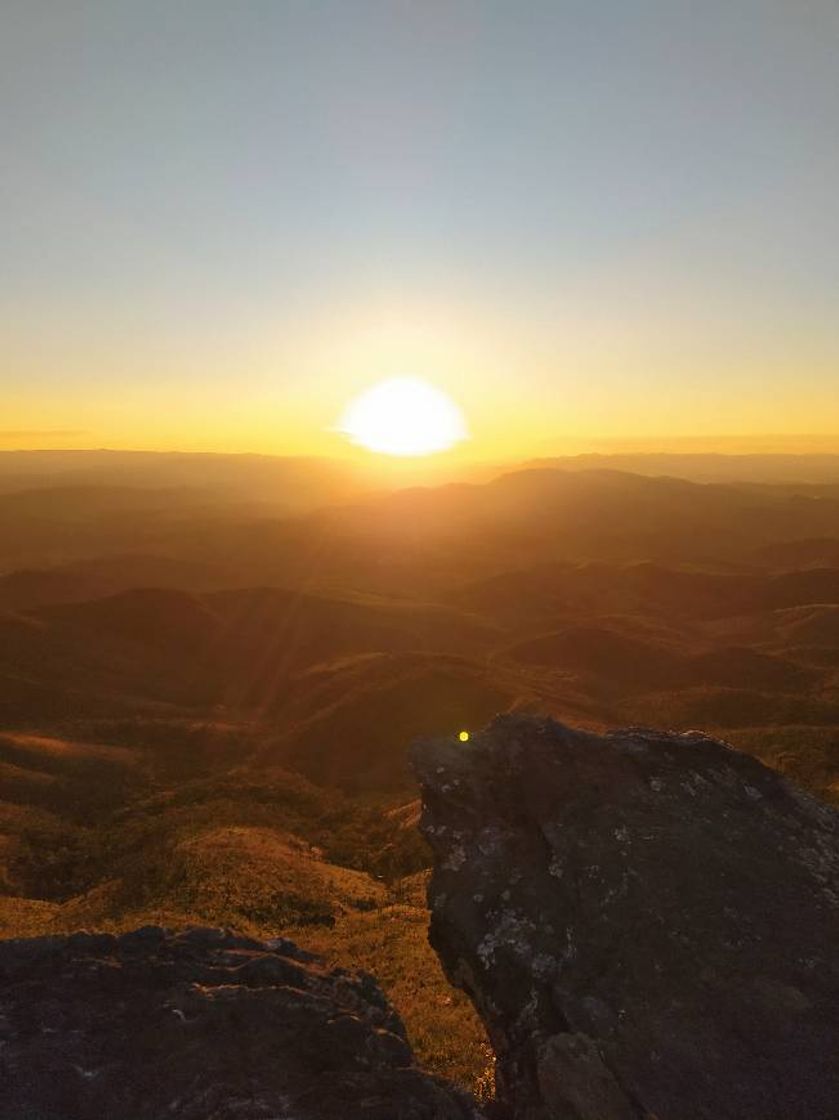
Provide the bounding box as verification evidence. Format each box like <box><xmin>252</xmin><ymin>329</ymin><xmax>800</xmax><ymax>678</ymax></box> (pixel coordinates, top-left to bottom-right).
<box><xmin>3</xmin><ymin>452</ymin><xmax>839</xmax><ymax>1096</ymax></box>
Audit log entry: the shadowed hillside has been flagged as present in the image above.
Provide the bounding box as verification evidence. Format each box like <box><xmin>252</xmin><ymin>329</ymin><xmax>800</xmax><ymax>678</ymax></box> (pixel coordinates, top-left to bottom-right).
<box><xmin>4</xmin><ymin>456</ymin><xmax>839</xmax><ymax>1097</ymax></box>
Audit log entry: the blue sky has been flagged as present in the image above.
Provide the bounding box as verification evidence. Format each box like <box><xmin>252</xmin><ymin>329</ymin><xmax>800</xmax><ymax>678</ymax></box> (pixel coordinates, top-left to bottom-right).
<box><xmin>2</xmin><ymin>1</ymin><xmax>838</xmax><ymax>454</ymax></box>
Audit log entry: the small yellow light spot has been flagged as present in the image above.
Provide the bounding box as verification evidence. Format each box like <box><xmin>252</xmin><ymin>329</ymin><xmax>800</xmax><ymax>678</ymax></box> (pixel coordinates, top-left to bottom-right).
<box><xmin>458</xmin><ymin>730</ymin><xmax>470</xmax><ymax>742</ymax></box>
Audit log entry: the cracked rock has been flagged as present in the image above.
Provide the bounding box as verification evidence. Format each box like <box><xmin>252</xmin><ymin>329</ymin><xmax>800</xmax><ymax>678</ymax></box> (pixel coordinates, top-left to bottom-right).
<box><xmin>0</xmin><ymin>926</ymin><xmax>481</xmax><ymax>1119</ymax></box>
<box><xmin>412</xmin><ymin>714</ymin><xmax>839</xmax><ymax>1120</ymax></box>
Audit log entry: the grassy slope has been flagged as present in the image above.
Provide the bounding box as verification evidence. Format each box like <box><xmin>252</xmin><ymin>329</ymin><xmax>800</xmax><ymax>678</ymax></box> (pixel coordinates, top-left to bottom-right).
<box><xmin>283</xmin><ymin>873</ymin><xmax>494</xmax><ymax>1100</ymax></box>
<box><xmin>0</xmin><ymin>864</ymin><xmax>493</xmax><ymax>1098</ymax></box>
<box><xmin>0</xmin><ymin>731</ymin><xmax>492</xmax><ymax>1095</ymax></box>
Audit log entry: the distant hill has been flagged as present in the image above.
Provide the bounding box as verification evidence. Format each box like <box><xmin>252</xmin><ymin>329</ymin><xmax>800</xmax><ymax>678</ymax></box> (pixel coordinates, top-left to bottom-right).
<box><xmin>7</xmin><ymin>458</ymin><xmax>839</xmax><ymax>1097</ymax></box>
<box><xmin>266</xmin><ymin>652</ymin><xmax>519</xmax><ymax>791</ymax></box>
<box><xmin>449</xmin><ymin>561</ymin><xmax>760</xmax><ymax>629</ymax></box>
<box><xmin>753</xmin><ymin>537</ymin><xmax>839</xmax><ymax>569</ymax></box>
<box><xmin>8</xmin><ymin>463</ymin><xmax>839</xmax><ymax>591</ymax></box>
<box><xmin>0</xmin><ymin>450</ymin><xmax>368</xmax><ymax>507</ymax></box>
<box><xmin>0</xmin><ymin>554</ymin><xmax>227</xmax><ymax>611</ymax></box>
<box><xmin>529</xmin><ymin>451</ymin><xmax>839</xmax><ymax>484</ymax></box>
<box><xmin>762</xmin><ymin>568</ymin><xmax>839</xmax><ymax>608</ymax></box>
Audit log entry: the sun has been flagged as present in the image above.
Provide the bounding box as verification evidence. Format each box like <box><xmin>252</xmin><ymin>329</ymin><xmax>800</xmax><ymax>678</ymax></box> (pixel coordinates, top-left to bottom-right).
<box><xmin>338</xmin><ymin>377</ymin><xmax>468</xmax><ymax>457</ymax></box>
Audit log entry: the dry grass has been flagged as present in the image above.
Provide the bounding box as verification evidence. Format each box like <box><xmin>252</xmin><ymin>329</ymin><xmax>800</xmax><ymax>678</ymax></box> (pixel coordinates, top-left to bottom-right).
<box><xmin>282</xmin><ymin>879</ymin><xmax>494</xmax><ymax>1099</ymax></box>
<box><xmin>0</xmin><ymin>895</ymin><xmax>60</xmax><ymax>937</ymax></box>
<box><xmin>0</xmin><ymin>857</ymin><xmax>493</xmax><ymax>1098</ymax></box>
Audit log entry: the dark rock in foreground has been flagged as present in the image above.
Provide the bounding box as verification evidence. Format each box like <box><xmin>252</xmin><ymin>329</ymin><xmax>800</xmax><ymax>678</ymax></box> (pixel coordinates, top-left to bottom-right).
<box><xmin>0</xmin><ymin>926</ymin><xmax>480</xmax><ymax>1119</ymax></box>
<box><xmin>412</xmin><ymin>715</ymin><xmax>839</xmax><ymax>1120</ymax></box>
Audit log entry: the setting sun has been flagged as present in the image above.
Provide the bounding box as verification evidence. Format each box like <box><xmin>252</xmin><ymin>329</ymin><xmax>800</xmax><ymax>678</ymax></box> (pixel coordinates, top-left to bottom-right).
<box><xmin>3</xmin><ymin>5</ymin><xmax>839</xmax><ymax>1115</ymax></box>
<box><xmin>338</xmin><ymin>377</ymin><xmax>468</xmax><ymax>457</ymax></box>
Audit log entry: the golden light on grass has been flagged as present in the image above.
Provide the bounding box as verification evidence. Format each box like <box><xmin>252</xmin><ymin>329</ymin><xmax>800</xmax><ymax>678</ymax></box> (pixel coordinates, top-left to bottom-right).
<box><xmin>459</xmin><ymin>730</ymin><xmax>470</xmax><ymax>742</ymax></box>
<box><xmin>338</xmin><ymin>377</ymin><xmax>468</xmax><ymax>457</ymax></box>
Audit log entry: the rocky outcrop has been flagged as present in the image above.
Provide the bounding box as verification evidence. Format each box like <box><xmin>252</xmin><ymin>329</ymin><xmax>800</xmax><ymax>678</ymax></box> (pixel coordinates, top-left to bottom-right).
<box><xmin>0</xmin><ymin>926</ymin><xmax>481</xmax><ymax>1119</ymax></box>
<box><xmin>412</xmin><ymin>715</ymin><xmax>839</xmax><ymax>1120</ymax></box>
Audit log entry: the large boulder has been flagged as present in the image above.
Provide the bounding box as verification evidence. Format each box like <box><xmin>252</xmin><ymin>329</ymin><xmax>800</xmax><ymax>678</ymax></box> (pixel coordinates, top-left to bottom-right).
<box><xmin>0</xmin><ymin>926</ymin><xmax>481</xmax><ymax>1119</ymax></box>
<box><xmin>412</xmin><ymin>715</ymin><xmax>839</xmax><ymax>1120</ymax></box>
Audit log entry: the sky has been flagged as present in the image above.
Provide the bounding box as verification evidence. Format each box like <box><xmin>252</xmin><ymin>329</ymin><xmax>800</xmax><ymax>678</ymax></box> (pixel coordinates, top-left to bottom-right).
<box><xmin>2</xmin><ymin>0</ymin><xmax>838</xmax><ymax>460</ymax></box>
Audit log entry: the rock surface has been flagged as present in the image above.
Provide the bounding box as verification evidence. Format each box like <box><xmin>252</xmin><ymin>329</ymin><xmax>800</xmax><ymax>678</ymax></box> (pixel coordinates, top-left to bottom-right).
<box><xmin>412</xmin><ymin>715</ymin><xmax>839</xmax><ymax>1120</ymax></box>
<box><xmin>0</xmin><ymin>925</ymin><xmax>481</xmax><ymax>1119</ymax></box>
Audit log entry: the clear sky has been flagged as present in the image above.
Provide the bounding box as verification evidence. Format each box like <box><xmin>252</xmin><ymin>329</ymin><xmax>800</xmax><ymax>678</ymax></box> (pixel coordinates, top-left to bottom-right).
<box><xmin>2</xmin><ymin>1</ymin><xmax>838</xmax><ymax>459</ymax></box>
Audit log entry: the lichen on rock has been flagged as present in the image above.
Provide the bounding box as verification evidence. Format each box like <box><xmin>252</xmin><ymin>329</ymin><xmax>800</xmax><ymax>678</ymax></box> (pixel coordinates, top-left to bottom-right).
<box><xmin>412</xmin><ymin>714</ymin><xmax>839</xmax><ymax>1120</ymax></box>
<box><xmin>0</xmin><ymin>926</ymin><xmax>482</xmax><ymax>1119</ymax></box>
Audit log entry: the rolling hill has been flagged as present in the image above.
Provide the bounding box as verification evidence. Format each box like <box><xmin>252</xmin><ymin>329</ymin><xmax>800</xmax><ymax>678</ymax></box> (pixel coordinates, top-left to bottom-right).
<box><xmin>5</xmin><ymin>456</ymin><xmax>839</xmax><ymax>1095</ymax></box>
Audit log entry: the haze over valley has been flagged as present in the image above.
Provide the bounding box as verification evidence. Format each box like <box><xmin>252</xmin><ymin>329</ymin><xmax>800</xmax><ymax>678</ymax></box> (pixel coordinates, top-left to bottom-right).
<box><xmin>3</xmin><ymin>448</ymin><xmax>839</xmax><ymax>1099</ymax></box>
<box><xmin>4</xmin><ymin>2</ymin><xmax>839</xmax><ymax>1114</ymax></box>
